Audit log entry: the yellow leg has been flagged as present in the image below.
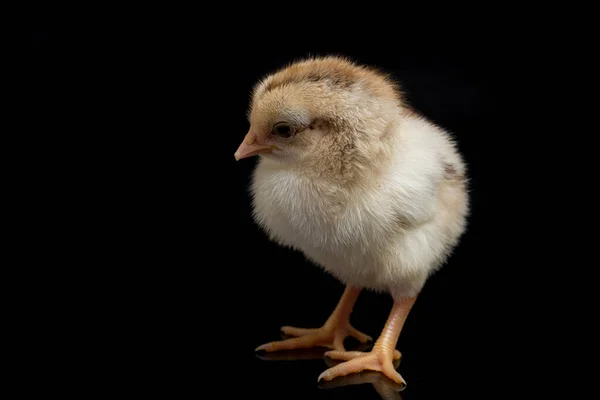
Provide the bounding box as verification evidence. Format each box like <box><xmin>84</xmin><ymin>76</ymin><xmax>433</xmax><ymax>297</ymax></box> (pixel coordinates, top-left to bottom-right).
<box><xmin>319</xmin><ymin>295</ymin><xmax>418</xmax><ymax>386</ymax></box>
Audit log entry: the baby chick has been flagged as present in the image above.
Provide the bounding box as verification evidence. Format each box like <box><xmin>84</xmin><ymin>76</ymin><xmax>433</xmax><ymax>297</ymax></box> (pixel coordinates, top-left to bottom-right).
<box><xmin>235</xmin><ymin>56</ymin><xmax>469</xmax><ymax>386</ymax></box>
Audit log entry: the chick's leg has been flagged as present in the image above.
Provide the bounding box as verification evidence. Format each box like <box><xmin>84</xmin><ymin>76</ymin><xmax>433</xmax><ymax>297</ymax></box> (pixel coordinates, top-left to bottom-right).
<box><xmin>256</xmin><ymin>286</ymin><xmax>372</xmax><ymax>353</ymax></box>
<box><xmin>318</xmin><ymin>295</ymin><xmax>417</xmax><ymax>386</ymax></box>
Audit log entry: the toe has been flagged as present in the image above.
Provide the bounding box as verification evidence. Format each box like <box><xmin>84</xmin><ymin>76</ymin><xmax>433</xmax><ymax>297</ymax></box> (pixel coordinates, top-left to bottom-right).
<box><xmin>281</xmin><ymin>326</ymin><xmax>319</xmax><ymax>337</ymax></box>
<box><xmin>255</xmin><ymin>334</ymin><xmax>324</xmax><ymax>352</ymax></box>
<box><xmin>382</xmin><ymin>361</ymin><xmax>406</xmax><ymax>386</ymax></box>
<box><xmin>318</xmin><ymin>355</ymin><xmax>381</xmax><ymax>382</ymax></box>
<box><xmin>348</xmin><ymin>326</ymin><xmax>373</xmax><ymax>343</ymax></box>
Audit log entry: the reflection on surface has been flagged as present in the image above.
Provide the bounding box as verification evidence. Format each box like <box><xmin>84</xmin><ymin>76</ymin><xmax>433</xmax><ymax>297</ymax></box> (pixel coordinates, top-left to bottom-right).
<box><xmin>256</xmin><ymin>338</ymin><xmax>405</xmax><ymax>399</ymax></box>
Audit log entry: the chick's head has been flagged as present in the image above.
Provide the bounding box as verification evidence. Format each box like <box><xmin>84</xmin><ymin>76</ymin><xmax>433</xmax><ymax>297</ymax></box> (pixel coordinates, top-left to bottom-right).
<box><xmin>234</xmin><ymin>56</ymin><xmax>404</xmax><ymax>168</ymax></box>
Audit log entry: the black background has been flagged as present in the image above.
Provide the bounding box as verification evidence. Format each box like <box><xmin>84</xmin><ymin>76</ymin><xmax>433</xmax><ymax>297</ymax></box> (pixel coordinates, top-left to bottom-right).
<box><xmin>9</xmin><ymin>18</ymin><xmax>562</xmax><ymax>398</ymax></box>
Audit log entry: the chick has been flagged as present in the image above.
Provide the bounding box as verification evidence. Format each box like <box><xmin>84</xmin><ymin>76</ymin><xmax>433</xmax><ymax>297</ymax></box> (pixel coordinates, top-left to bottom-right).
<box><xmin>235</xmin><ymin>56</ymin><xmax>469</xmax><ymax>386</ymax></box>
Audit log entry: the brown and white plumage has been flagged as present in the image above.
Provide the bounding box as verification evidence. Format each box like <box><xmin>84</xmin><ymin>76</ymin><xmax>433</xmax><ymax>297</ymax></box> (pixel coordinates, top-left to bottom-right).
<box><xmin>235</xmin><ymin>55</ymin><xmax>470</xmax><ymax>386</ymax></box>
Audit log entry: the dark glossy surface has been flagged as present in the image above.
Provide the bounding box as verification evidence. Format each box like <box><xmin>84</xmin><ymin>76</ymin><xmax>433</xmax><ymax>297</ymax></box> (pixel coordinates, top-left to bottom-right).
<box><xmin>4</xmin><ymin>268</ymin><xmax>498</xmax><ymax>398</ymax></box>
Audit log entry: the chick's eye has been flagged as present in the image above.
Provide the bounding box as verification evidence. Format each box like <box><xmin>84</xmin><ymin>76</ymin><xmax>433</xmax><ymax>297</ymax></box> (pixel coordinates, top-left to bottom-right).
<box><xmin>272</xmin><ymin>122</ymin><xmax>294</xmax><ymax>138</ymax></box>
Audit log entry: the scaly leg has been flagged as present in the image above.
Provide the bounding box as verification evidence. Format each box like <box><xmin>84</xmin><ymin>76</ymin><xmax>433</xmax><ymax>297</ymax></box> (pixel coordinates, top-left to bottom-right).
<box><xmin>255</xmin><ymin>285</ymin><xmax>372</xmax><ymax>353</ymax></box>
<box><xmin>318</xmin><ymin>295</ymin><xmax>418</xmax><ymax>386</ymax></box>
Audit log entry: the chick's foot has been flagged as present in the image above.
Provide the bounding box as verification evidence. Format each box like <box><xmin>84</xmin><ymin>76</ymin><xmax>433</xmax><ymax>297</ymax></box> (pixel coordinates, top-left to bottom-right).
<box><xmin>255</xmin><ymin>286</ymin><xmax>371</xmax><ymax>353</ymax></box>
<box><xmin>318</xmin><ymin>295</ymin><xmax>418</xmax><ymax>387</ymax></box>
<box><xmin>319</xmin><ymin>347</ymin><xmax>404</xmax><ymax>385</ymax></box>
<box><xmin>255</xmin><ymin>322</ymin><xmax>371</xmax><ymax>353</ymax></box>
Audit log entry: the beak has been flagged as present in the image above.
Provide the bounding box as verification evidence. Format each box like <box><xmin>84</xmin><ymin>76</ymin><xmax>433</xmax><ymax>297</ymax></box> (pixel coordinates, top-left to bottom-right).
<box><xmin>234</xmin><ymin>131</ymin><xmax>273</xmax><ymax>161</ymax></box>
